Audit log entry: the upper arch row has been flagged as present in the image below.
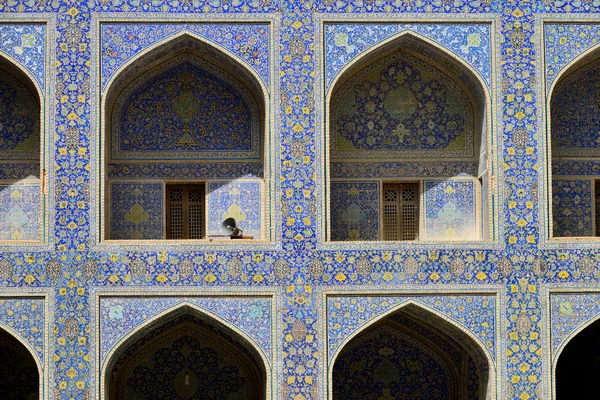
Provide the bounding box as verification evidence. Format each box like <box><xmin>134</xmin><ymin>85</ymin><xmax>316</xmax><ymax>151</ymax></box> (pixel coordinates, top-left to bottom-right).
<box><xmin>0</xmin><ymin>24</ymin><xmax>596</xmax><ymax>245</ymax></box>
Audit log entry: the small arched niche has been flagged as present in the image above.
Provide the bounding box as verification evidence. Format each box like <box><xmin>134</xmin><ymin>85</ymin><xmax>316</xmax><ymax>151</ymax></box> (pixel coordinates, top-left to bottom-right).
<box><xmin>104</xmin><ymin>307</ymin><xmax>267</xmax><ymax>400</ymax></box>
<box><xmin>550</xmin><ymin>50</ymin><xmax>600</xmax><ymax>238</ymax></box>
<box><xmin>103</xmin><ymin>34</ymin><xmax>267</xmax><ymax>242</ymax></box>
<box><xmin>0</xmin><ymin>55</ymin><xmax>42</xmax><ymax>242</ymax></box>
<box><xmin>327</xmin><ymin>33</ymin><xmax>491</xmax><ymax>242</ymax></box>
<box><xmin>554</xmin><ymin>319</ymin><xmax>600</xmax><ymax>398</ymax></box>
<box><xmin>0</xmin><ymin>327</ymin><xmax>40</xmax><ymax>399</ymax></box>
<box><xmin>331</xmin><ymin>304</ymin><xmax>492</xmax><ymax>400</ymax></box>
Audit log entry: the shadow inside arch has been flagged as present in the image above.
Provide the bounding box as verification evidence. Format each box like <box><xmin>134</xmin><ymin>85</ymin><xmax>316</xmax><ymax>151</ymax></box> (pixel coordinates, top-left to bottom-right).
<box><xmin>102</xmin><ymin>302</ymin><xmax>269</xmax><ymax>400</ymax></box>
<box><xmin>329</xmin><ymin>300</ymin><xmax>496</xmax><ymax>400</ymax></box>
<box><xmin>0</xmin><ymin>324</ymin><xmax>41</xmax><ymax>399</ymax></box>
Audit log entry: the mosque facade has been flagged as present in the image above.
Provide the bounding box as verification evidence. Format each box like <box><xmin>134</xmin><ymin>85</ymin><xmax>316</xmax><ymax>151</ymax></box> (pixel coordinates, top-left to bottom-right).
<box><xmin>0</xmin><ymin>0</ymin><xmax>597</xmax><ymax>399</ymax></box>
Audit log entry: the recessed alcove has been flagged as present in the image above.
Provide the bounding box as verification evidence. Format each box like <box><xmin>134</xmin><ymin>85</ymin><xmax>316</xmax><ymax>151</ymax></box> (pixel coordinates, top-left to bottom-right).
<box><xmin>102</xmin><ymin>34</ymin><xmax>268</xmax><ymax>242</ymax></box>
<box><xmin>550</xmin><ymin>50</ymin><xmax>600</xmax><ymax>238</ymax></box>
<box><xmin>104</xmin><ymin>308</ymin><xmax>267</xmax><ymax>400</ymax></box>
<box><xmin>326</xmin><ymin>33</ymin><xmax>491</xmax><ymax>242</ymax></box>
<box><xmin>0</xmin><ymin>327</ymin><xmax>40</xmax><ymax>399</ymax></box>
<box><xmin>331</xmin><ymin>304</ymin><xmax>491</xmax><ymax>399</ymax></box>
<box><xmin>555</xmin><ymin>319</ymin><xmax>600</xmax><ymax>398</ymax></box>
<box><xmin>0</xmin><ymin>55</ymin><xmax>42</xmax><ymax>242</ymax></box>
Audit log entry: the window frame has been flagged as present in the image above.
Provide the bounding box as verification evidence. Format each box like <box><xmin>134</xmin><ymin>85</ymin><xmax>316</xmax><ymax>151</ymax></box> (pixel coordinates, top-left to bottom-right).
<box><xmin>165</xmin><ymin>183</ymin><xmax>206</xmax><ymax>240</ymax></box>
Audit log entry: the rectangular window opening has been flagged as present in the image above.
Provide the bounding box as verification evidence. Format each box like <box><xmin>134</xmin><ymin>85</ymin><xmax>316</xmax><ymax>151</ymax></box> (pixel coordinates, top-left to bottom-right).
<box><xmin>382</xmin><ymin>183</ymin><xmax>419</xmax><ymax>241</ymax></box>
<box><xmin>166</xmin><ymin>184</ymin><xmax>205</xmax><ymax>240</ymax></box>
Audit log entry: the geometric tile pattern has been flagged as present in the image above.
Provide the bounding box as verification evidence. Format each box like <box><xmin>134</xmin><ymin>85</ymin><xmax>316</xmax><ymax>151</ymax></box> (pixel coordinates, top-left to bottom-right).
<box><xmin>207</xmin><ymin>180</ymin><xmax>262</xmax><ymax>239</ymax></box>
<box><xmin>1</xmin><ymin>1</ymin><xmax>599</xmax><ymax>399</ymax></box>
<box><xmin>552</xmin><ymin>179</ymin><xmax>594</xmax><ymax>237</ymax></box>
<box><xmin>110</xmin><ymin>182</ymin><xmax>164</xmax><ymax>240</ymax></box>
<box><xmin>330</xmin><ymin>181</ymin><xmax>379</xmax><ymax>241</ymax></box>
<box><xmin>0</xmin><ymin>182</ymin><xmax>40</xmax><ymax>241</ymax></box>
<box><xmin>424</xmin><ymin>180</ymin><xmax>478</xmax><ymax>241</ymax></box>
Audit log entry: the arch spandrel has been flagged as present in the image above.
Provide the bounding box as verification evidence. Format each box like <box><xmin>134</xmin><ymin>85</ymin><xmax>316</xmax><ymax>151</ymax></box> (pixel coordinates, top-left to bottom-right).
<box><xmin>101</xmin><ymin>24</ymin><xmax>271</xmax><ymax>93</ymax></box>
<box><xmin>99</xmin><ymin>297</ymin><xmax>273</xmax><ymax>367</ymax></box>
<box><xmin>328</xmin><ymin>298</ymin><xmax>496</xmax><ymax>400</ymax></box>
<box><xmin>324</xmin><ymin>24</ymin><xmax>492</xmax><ymax>91</ymax></box>
<box><xmin>326</xmin><ymin>296</ymin><xmax>496</xmax><ymax>365</ymax></box>
<box><xmin>0</xmin><ymin>23</ymin><xmax>46</xmax><ymax>92</ymax></box>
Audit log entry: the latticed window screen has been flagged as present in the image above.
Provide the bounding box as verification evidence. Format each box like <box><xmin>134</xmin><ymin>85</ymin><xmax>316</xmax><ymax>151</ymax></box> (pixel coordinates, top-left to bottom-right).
<box><xmin>382</xmin><ymin>183</ymin><xmax>419</xmax><ymax>241</ymax></box>
<box><xmin>166</xmin><ymin>185</ymin><xmax>205</xmax><ymax>239</ymax></box>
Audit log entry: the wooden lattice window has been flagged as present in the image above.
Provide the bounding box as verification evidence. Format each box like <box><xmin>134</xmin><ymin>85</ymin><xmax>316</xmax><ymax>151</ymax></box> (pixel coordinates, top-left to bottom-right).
<box><xmin>166</xmin><ymin>184</ymin><xmax>205</xmax><ymax>239</ymax></box>
<box><xmin>382</xmin><ymin>183</ymin><xmax>419</xmax><ymax>241</ymax></box>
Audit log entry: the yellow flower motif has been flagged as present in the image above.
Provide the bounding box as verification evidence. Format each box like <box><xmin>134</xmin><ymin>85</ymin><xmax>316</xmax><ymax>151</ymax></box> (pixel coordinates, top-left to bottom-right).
<box><xmin>57</xmin><ymin>337</ymin><xmax>66</xmax><ymax>346</ymax></box>
<box><xmin>253</xmin><ymin>253</ymin><xmax>264</xmax><ymax>262</ymax></box>
<box><xmin>429</xmin><ymin>272</ymin><xmax>440</xmax><ymax>281</ymax></box>
<box><xmin>204</xmin><ymin>274</ymin><xmax>217</xmax><ymax>283</ymax></box>
<box><xmin>335</xmin><ymin>253</ymin><xmax>345</xmax><ymax>263</ymax></box>
<box><xmin>156</xmin><ymin>274</ymin><xmax>168</xmax><ymax>283</ymax></box>
<box><xmin>558</xmin><ymin>271</ymin><xmax>569</xmax><ymax>279</ymax></box>
<box><xmin>382</xmin><ymin>273</ymin><xmax>393</xmax><ymax>281</ymax></box>
<box><xmin>205</xmin><ymin>254</ymin><xmax>216</xmax><ymax>264</ymax></box>
<box><xmin>335</xmin><ymin>273</ymin><xmax>346</xmax><ymax>282</ymax></box>
<box><xmin>108</xmin><ymin>275</ymin><xmax>119</xmax><ymax>284</ymax></box>
<box><xmin>429</xmin><ymin>251</ymin><xmax>438</xmax><ymax>260</ymax></box>
<box><xmin>476</xmin><ymin>272</ymin><xmax>488</xmax><ymax>280</ymax></box>
<box><xmin>24</xmin><ymin>275</ymin><xmax>35</xmax><ymax>284</ymax></box>
<box><xmin>252</xmin><ymin>274</ymin><xmax>264</xmax><ymax>283</ymax></box>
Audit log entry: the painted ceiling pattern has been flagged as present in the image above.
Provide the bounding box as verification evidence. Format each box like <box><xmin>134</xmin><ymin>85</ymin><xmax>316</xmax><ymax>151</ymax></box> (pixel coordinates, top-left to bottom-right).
<box><xmin>0</xmin><ymin>1</ymin><xmax>598</xmax><ymax>400</ymax></box>
<box><xmin>331</xmin><ymin>49</ymin><xmax>473</xmax><ymax>159</ymax></box>
<box><xmin>112</xmin><ymin>53</ymin><xmax>260</xmax><ymax>160</ymax></box>
<box><xmin>0</xmin><ymin>68</ymin><xmax>39</xmax><ymax>159</ymax></box>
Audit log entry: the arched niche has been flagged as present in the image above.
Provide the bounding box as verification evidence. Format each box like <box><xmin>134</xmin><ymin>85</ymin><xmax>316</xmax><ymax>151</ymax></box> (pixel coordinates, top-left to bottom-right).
<box><xmin>330</xmin><ymin>303</ymin><xmax>493</xmax><ymax>400</ymax></box>
<box><xmin>102</xmin><ymin>33</ymin><xmax>268</xmax><ymax>241</ymax></box>
<box><xmin>554</xmin><ymin>318</ymin><xmax>600</xmax><ymax>398</ymax></box>
<box><xmin>326</xmin><ymin>32</ymin><xmax>491</xmax><ymax>243</ymax></box>
<box><xmin>0</xmin><ymin>54</ymin><xmax>43</xmax><ymax>242</ymax></box>
<box><xmin>103</xmin><ymin>306</ymin><xmax>267</xmax><ymax>400</ymax></box>
<box><xmin>549</xmin><ymin>47</ymin><xmax>600</xmax><ymax>238</ymax></box>
<box><xmin>0</xmin><ymin>326</ymin><xmax>41</xmax><ymax>399</ymax></box>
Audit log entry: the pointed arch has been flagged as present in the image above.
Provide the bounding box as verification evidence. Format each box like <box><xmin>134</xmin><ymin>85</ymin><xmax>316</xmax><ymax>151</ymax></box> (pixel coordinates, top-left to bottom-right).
<box><xmin>100</xmin><ymin>31</ymin><xmax>270</xmax><ymax>241</ymax></box>
<box><xmin>0</xmin><ymin>51</ymin><xmax>42</xmax><ymax>164</ymax></box>
<box><xmin>327</xmin><ymin>29</ymin><xmax>490</xmax><ymax>106</ymax></box>
<box><xmin>326</xmin><ymin>30</ymin><xmax>493</xmax><ymax>242</ymax></box>
<box><xmin>102</xmin><ymin>302</ymin><xmax>270</xmax><ymax>399</ymax></box>
<box><xmin>102</xmin><ymin>30</ymin><xmax>268</xmax><ymax>110</ymax></box>
<box><xmin>552</xmin><ymin>313</ymin><xmax>600</xmax><ymax>399</ymax></box>
<box><xmin>0</xmin><ymin>49</ymin><xmax>44</xmax><ymax>102</ymax></box>
<box><xmin>328</xmin><ymin>300</ymin><xmax>496</xmax><ymax>400</ymax></box>
<box><xmin>546</xmin><ymin>41</ymin><xmax>600</xmax><ymax>238</ymax></box>
<box><xmin>0</xmin><ymin>323</ymin><xmax>42</xmax><ymax>398</ymax></box>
